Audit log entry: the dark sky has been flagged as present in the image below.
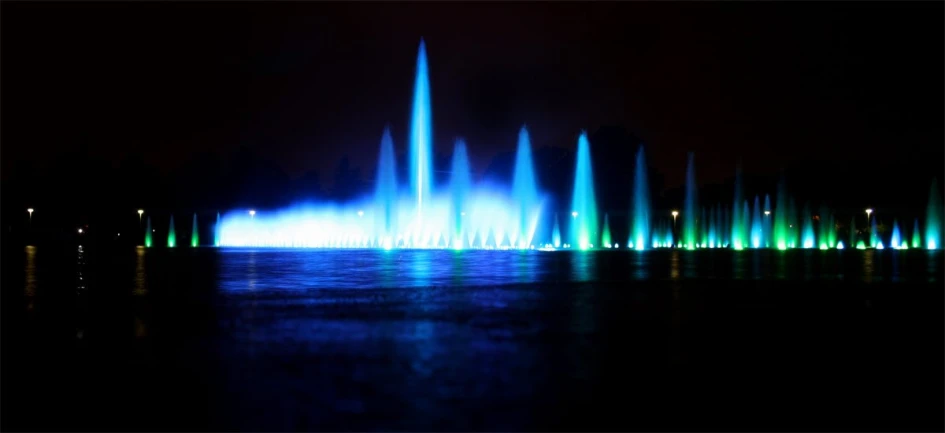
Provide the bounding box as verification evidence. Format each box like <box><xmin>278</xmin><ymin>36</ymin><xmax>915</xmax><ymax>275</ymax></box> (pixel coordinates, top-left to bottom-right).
<box><xmin>3</xmin><ymin>2</ymin><xmax>942</xmax><ymax>190</ymax></box>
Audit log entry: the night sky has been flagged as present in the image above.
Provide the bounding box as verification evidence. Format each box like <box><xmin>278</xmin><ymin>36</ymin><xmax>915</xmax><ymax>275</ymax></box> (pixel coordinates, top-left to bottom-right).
<box><xmin>3</xmin><ymin>2</ymin><xmax>942</xmax><ymax>192</ymax></box>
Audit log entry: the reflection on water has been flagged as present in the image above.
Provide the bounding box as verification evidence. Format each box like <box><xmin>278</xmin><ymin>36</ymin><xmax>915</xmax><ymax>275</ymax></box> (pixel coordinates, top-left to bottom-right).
<box><xmin>210</xmin><ymin>249</ymin><xmax>942</xmax><ymax>292</ymax></box>
<box><xmin>133</xmin><ymin>246</ymin><xmax>148</xmax><ymax>296</ymax></box>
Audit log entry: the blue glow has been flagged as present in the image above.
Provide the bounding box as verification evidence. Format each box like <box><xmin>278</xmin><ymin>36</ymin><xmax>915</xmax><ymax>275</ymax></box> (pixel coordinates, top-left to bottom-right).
<box><xmin>512</xmin><ymin>127</ymin><xmax>540</xmax><ymax>248</ymax></box>
<box><xmin>890</xmin><ymin>219</ymin><xmax>901</xmax><ymax>249</ymax></box>
<box><xmin>570</xmin><ymin>133</ymin><xmax>598</xmax><ymax>250</ymax></box>
<box><xmin>552</xmin><ymin>213</ymin><xmax>561</xmax><ymax>248</ymax></box>
<box><xmin>410</xmin><ymin>40</ymin><xmax>433</xmax><ymax>229</ymax></box>
<box><xmin>682</xmin><ymin>153</ymin><xmax>697</xmax><ymax>249</ymax></box>
<box><xmin>630</xmin><ymin>146</ymin><xmax>650</xmax><ymax>250</ymax></box>
<box><xmin>751</xmin><ymin>196</ymin><xmax>762</xmax><ymax>249</ymax></box>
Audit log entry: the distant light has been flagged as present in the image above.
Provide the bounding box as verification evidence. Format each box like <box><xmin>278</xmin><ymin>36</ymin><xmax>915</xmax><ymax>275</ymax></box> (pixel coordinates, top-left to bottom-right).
<box><xmin>571</xmin><ymin>211</ymin><xmax>578</xmax><ymax>218</ymax></box>
<box><xmin>77</xmin><ymin>228</ymin><xmax>83</xmax><ymax>234</ymax></box>
<box><xmin>137</xmin><ymin>209</ymin><xmax>144</xmax><ymax>216</ymax></box>
<box><xmin>152</xmin><ymin>229</ymin><xmax>156</xmax><ymax>233</ymax></box>
<box><xmin>460</xmin><ymin>212</ymin><xmax>466</xmax><ymax>216</ymax></box>
<box><xmin>837</xmin><ymin>241</ymin><xmax>845</xmax><ymax>250</ymax></box>
<box><xmin>27</xmin><ymin>208</ymin><xmax>34</xmax><ymax>214</ymax></box>
<box><xmin>357</xmin><ymin>210</ymin><xmax>364</xmax><ymax>217</ymax></box>
<box><xmin>764</xmin><ymin>210</ymin><xmax>771</xmax><ymax>216</ymax></box>
<box><xmin>249</xmin><ymin>210</ymin><xmax>256</xmax><ymax>217</ymax></box>
<box><xmin>865</xmin><ymin>208</ymin><xmax>873</xmax><ymax>215</ymax></box>
<box><xmin>671</xmin><ymin>210</ymin><xmax>679</xmax><ymax>217</ymax></box>
<box><xmin>117</xmin><ymin>233</ymin><xmax>121</xmax><ymax>237</ymax></box>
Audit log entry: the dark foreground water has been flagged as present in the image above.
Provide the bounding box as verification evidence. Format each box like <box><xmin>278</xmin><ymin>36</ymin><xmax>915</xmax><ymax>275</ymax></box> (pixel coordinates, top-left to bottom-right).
<box><xmin>3</xmin><ymin>246</ymin><xmax>943</xmax><ymax>431</ymax></box>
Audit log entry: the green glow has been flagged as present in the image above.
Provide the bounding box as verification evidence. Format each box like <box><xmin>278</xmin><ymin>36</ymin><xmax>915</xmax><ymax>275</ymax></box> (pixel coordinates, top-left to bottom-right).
<box><xmin>168</xmin><ymin>215</ymin><xmax>176</xmax><ymax>248</ymax></box>
<box><xmin>856</xmin><ymin>240</ymin><xmax>866</xmax><ymax>250</ymax></box>
<box><xmin>912</xmin><ymin>218</ymin><xmax>921</xmax><ymax>248</ymax></box>
<box><xmin>819</xmin><ymin>243</ymin><xmax>828</xmax><ymax>250</ymax></box>
<box><xmin>926</xmin><ymin>179</ymin><xmax>942</xmax><ymax>250</ymax></box>
<box><xmin>191</xmin><ymin>213</ymin><xmax>199</xmax><ymax>248</ymax></box>
<box><xmin>683</xmin><ymin>153</ymin><xmax>698</xmax><ymax>249</ymax></box>
<box><xmin>602</xmin><ymin>213</ymin><xmax>612</xmax><ymax>247</ymax></box>
<box><xmin>214</xmin><ymin>212</ymin><xmax>221</xmax><ymax>247</ymax></box>
<box><xmin>570</xmin><ymin>133</ymin><xmax>598</xmax><ymax>250</ymax></box>
<box><xmin>826</xmin><ymin>214</ymin><xmax>837</xmax><ymax>247</ymax></box>
<box><xmin>144</xmin><ymin>216</ymin><xmax>152</xmax><ymax>248</ymax></box>
<box><xmin>899</xmin><ymin>244</ymin><xmax>909</xmax><ymax>250</ymax></box>
<box><xmin>773</xmin><ymin>180</ymin><xmax>789</xmax><ymax>249</ymax></box>
<box><xmin>699</xmin><ymin>207</ymin><xmax>708</xmax><ymax>248</ymax></box>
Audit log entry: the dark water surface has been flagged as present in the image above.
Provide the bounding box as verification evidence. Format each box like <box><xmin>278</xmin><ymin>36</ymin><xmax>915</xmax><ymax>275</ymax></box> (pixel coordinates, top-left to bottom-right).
<box><xmin>3</xmin><ymin>246</ymin><xmax>943</xmax><ymax>431</ymax></box>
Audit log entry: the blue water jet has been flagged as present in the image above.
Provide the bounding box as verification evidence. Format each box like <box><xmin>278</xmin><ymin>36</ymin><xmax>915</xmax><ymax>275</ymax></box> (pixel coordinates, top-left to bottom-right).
<box><xmin>683</xmin><ymin>153</ymin><xmax>698</xmax><ymax>249</ymax></box>
<box><xmin>552</xmin><ymin>213</ymin><xmax>561</xmax><ymax>248</ymax></box>
<box><xmin>801</xmin><ymin>202</ymin><xmax>814</xmax><ymax>248</ymax></box>
<box><xmin>409</xmin><ymin>39</ymin><xmax>433</xmax><ymax>231</ymax></box>
<box><xmin>375</xmin><ymin>127</ymin><xmax>398</xmax><ymax>245</ymax></box>
<box><xmin>630</xmin><ymin>146</ymin><xmax>650</xmax><ymax>250</ymax></box>
<box><xmin>512</xmin><ymin>126</ymin><xmax>540</xmax><ymax>248</ymax></box>
<box><xmin>890</xmin><ymin>218</ymin><xmax>901</xmax><ymax>248</ymax></box>
<box><xmin>763</xmin><ymin>194</ymin><xmax>773</xmax><ymax>248</ymax></box>
<box><xmin>926</xmin><ymin>178</ymin><xmax>942</xmax><ymax>249</ymax></box>
<box><xmin>751</xmin><ymin>196</ymin><xmax>762</xmax><ymax>248</ymax></box>
<box><xmin>450</xmin><ymin>138</ymin><xmax>471</xmax><ymax>248</ymax></box>
<box><xmin>570</xmin><ymin>133</ymin><xmax>598</xmax><ymax>249</ymax></box>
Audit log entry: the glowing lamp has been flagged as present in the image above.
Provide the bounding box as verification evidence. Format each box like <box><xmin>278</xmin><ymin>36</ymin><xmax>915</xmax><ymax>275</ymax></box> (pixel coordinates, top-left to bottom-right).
<box><xmin>27</xmin><ymin>208</ymin><xmax>34</xmax><ymax>215</ymax></box>
<box><xmin>357</xmin><ymin>210</ymin><xmax>364</xmax><ymax>217</ymax></box>
<box><xmin>571</xmin><ymin>211</ymin><xmax>578</xmax><ymax>218</ymax></box>
<box><xmin>77</xmin><ymin>228</ymin><xmax>83</xmax><ymax>234</ymax></box>
<box><xmin>764</xmin><ymin>210</ymin><xmax>771</xmax><ymax>216</ymax></box>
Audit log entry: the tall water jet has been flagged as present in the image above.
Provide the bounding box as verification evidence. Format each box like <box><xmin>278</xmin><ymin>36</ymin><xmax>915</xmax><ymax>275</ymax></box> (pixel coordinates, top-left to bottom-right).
<box><xmin>751</xmin><ymin>196</ymin><xmax>763</xmax><ymax>248</ymax></box>
<box><xmin>570</xmin><ymin>133</ymin><xmax>598</xmax><ymax>249</ymax></box>
<box><xmin>890</xmin><ymin>219</ymin><xmax>902</xmax><ymax>248</ymax></box>
<box><xmin>449</xmin><ymin>138</ymin><xmax>471</xmax><ymax>248</ymax></box>
<box><xmin>763</xmin><ymin>194</ymin><xmax>773</xmax><ymax>248</ymax></box>
<box><xmin>630</xmin><ymin>146</ymin><xmax>650</xmax><ymax>250</ymax></box>
<box><xmin>167</xmin><ymin>215</ymin><xmax>176</xmax><ymax>248</ymax></box>
<box><xmin>926</xmin><ymin>179</ymin><xmax>942</xmax><ymax>250</ymax></box>
<box><xmin>409</xmin><ymin>39</ymin><xmax>433</xmax><ymax>232</ymax></box>
<box><xmin>512</xmin><ymin>126</ymin><xmax>540</xmax><ymax>248</ymax></box>
<box><xmin>721</xmin><ymin>206</ymin><xmax>730</xmax><ymax>247</ymax></box>
<box><xmin>731</xmin><ymin>164</ymin><xmax>745</xmax><ymax>249</ymax></box>
<box><xmin>801</xmin><ymin>203</ymin><xmax>814</xmax><ymax>248</ymax></box>
<box><xmin>191</xmin><ymin>213</ymin><xmax>199</xmax><ymax>247</ymax></box>
<box><xmin>144</xmin><ymin>217</ymin><xmax>152</xmax><ymax>248</ymax></box>
<box><xmin>214</xmin><ymin>212</ymin><xmax>221</xmax><ymax>247</ymax></box>
<box><xmin>707</xmin><ymin>206</ymin><xmax>717</xmax><ymax>248</ymax></box>
<box><xmin>827</xmin><ymin>213</ymin><xmax>837</xmax><ymax>247</ymax></box>
<box><xmin>787</xmin><ymin>197</ymin><xmax>798</xmax><ymax>249</ymax></box>
<box><xmin>683</xmin><ymin>153</ymin><xmax>698</xmax><ymax>250</ymax></box>
<box><xmin>817</xmin><ymin>205</ymin><xmax>830</xmax><ymax>247</ymax></box>
<box><xmin>870</xmin><ymin>216</ymin><xmax>878</xmax><ymax>248</ymax></box>
<box><xmin>375</xmin><ymin>127</ymin><xmax>398</xmax><ymax>245</ymax></box>
<box><xmin>552</xmin><ymin>213</ymin><xmax>561</xmax><ymax>248</ymax></box>
<box><xmin>602</xmin><ymin>213</ymin><xmax>612</xmax><ymax>247</ymax></box>
<box><xmin>699</xmin><ymin>207</ymin><xmax>708</xmax><ymax>248</ymax></box>
<box><xmin>773</xmin><ymin>177</ymin><xmax>789</xmax><ymax>250</ymax></box>
<box><xmin>912</xmin><ymin>218</ymin><xmax>922</xmax><ymax>248</ymax></box>
<box><xmin>742</xmin><ymin>200</ymin><xmax>751</xmax><ymax>249</ymax></box>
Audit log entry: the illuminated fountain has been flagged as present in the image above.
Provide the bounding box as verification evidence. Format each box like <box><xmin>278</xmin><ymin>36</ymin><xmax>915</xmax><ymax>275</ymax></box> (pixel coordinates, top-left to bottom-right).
<box><xmin>926</xmin><ymin>179</ymin><xmax>942</xmax><ymax>250</ymax></box>
<box><xmin>629</xmin><ymin>146</ymin><xmax>650</xmax><ymax>250</ymax></box>
<box><xmin>570</xmin><ymin>133</ymin><xmax>598</xmax><ymax>250</ymax></box>
<box><xmin>211</xmin><ymin>39</ymin><xmax>940</xmax><ymax>251</ymax></box>
<box><xmin>167</xmin><ymin>215</ymin><xmax>176</xmax><ymax>248</ymax></box>
<box><xmin>682</xmin><ymin>153</ymin><xmax>697</xmax><ymax>249</ymax></box>
<box><xmin>144</xmin><ymin>216</ymin><xmax>152</xmax><ymax>248</ymax></box>
<box><xmin>191</xmin><ymin>213</ymin><xmax>199</xmax><ymax>247</ymax></box>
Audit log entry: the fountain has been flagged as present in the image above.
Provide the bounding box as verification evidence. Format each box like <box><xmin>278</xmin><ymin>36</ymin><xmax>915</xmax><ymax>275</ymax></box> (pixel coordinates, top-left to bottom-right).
<box><xmin>552</xmin><ymin>213</ymin><xmax>561</xmax><ymax>248</ymax></box>
<box><xmin>208</xmin><ymin>39</ymin><xmax>939</xmax><ymax>251</ymax></box>
<box><xmin>602</xmin><ymin>213</ymin><xmax>612</xmax><ymax>248</ymax></box>
<box><xmin>912</xmin><ymin>218</ymin><xmax>922</xmax><ymax>248</ymax></box>
<box><xmin>801</xmin><ymin>203</ymin><xmax>814</xmax><ymax>248</ymax></box>
<box><xmin>168</xmin><ymin>215</ymin><xmax>176</xmax><ymax>248</ymax></box>
<box><xmin>144</xmin><ymin>216</ymin><xmax>152</xmax><ymax>248</ymax></box>
<box><xmin>214</xmin><ymin>212</ymin><xmax>221</xmax><ymax>247</ymax></box>
<box><xmin>630</xmin><ymin>146</ymin><xmax>650</xmax><ymax>250</ymax></box>
<box><xmin>751</xmin><ymin>196</ymin><xmax>762</xmax><ymax>249</ymax></box>
<box><xmin>731</xmin><ymin>165</ymin><xmax>745</xmax><ymax>250</ymax></box>
<box><xmin>191</xmin><ymin>213</ymin><xmax>199</xmax><ymax>247</ymax></box>
<box><xmin>410</xmin><ymin>40</ymin><xmax>433</xmax><ymax>239</ymax></box>
<box><xmin>570</xmin><ymin>133</ymin><xmax>598</xmax><ymax>250</ymax></box>
<box><xmin>375</xmin><ymin>127</ymin><xmax>398</xmax><ymax>247</ymax></box>
<box><xmin>891</xmin><ymin>219</ymin><xmax>902</xmax><ymax>249</ymax></box>
<box><xmin>926</xmin><ymin>179</ymin><xmax>942</xmax><ymax>250</ymax></box>
<box><xmin>682</xmin><ymin>153</ymin><xmax>697</xmax><ymax>250</ymax></box>
<box><xmin>512</xmin><ymin>126</ymin><xmax>541</xmax><ymax>249</ymax></box>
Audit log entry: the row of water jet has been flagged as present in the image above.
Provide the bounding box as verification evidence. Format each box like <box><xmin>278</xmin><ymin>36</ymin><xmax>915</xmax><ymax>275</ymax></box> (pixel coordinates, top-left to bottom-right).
<box><xmin>212</xmin><ymin>39</ymin><xmax>941</xmax><ymax>251</ymax></box>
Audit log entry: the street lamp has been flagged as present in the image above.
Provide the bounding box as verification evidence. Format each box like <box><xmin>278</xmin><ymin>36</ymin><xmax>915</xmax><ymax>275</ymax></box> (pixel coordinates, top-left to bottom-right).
<box><xmin>137</xmin><ymin>209</ymin><xmax>144</xmax><ymax>223</ymax></box>
<box><xmin>27</xmin><ymin>208</ymin><xmax>33</xmax><ymax>226</ymax></box>
<box><xmin>571</xmin><ymin>211</ymin><xmax>578</xmax><ymax>219</ymax></box>
<box><xmin>671</xmin><ymin>210</ymin><xmax>678</xmax><ymax>226</ymax></box>
<box><xmin>764</xmin><ymin>210</ymin><xmax>771</xmax><ymax>216</ymax></box>
<box><xmin>249</xmin><ymin>209</ymin><xmax>256</xmax><ymax>219</ymax></box>
<box><xmin>865</xmin><ymin>208</ymin><xmax>872</xmax><ymax>225</ymax></box>
<box><xmin>357</xmin><ymin>210</ymin><xmax>364</xmax><ymax>218</ymax></box>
